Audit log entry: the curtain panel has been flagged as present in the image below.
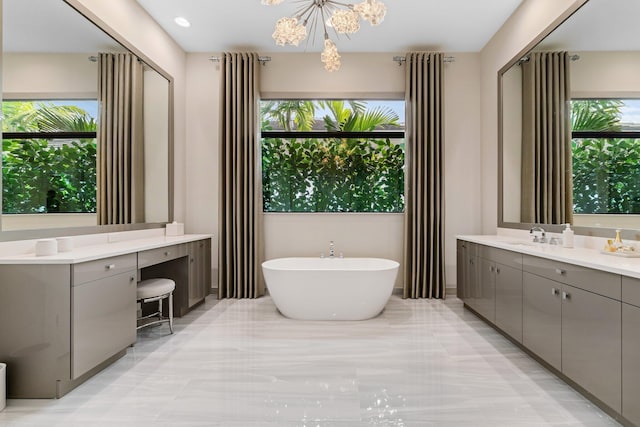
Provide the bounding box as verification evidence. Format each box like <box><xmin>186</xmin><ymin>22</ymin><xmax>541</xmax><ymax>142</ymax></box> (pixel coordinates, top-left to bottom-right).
<box><xmin>521</xmin><ymin>51</ymin><xmax>573</xmax><ymax>225</ymax></box>
<box><xmin>218</xmin><ymin>52</ymin><xmax>265</xmax><ymax>299</ymax></box>
<box><xmin>403</xmin><ymin>52</ymin><xmax>446</xmax><ymax>299</ymax></box>
<box><xmin>97</xmin><ymin>52</ymin><xmax>145</xmax><ymax>225</ymax></box>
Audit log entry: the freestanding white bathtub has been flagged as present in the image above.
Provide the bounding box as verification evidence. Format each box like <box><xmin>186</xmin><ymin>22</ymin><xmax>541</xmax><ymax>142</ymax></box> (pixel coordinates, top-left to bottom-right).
<box><xmin>261</xmin><ymin>257</ymin><xmax>399</xmax><ymax>320</ymax></box>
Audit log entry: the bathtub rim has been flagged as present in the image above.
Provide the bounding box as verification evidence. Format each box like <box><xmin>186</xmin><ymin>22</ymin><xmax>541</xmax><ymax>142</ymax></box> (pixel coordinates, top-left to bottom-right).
<box><xmin>261</xmin><ymin>257</ymin><xmax>399</xmax><ymax>272</ymax></box>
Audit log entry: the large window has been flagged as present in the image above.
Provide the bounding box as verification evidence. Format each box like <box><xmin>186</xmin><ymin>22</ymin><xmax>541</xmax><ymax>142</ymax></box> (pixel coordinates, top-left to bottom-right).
<box><xmin>571</xmin><ymin>99</ymin><xmax>640</xmax><ymax>215</ymax></box>
<box><xmin>260</xmin><ymin>100</ymin><xmax>405</xmax><ymax>213</ymax></box>
<box><xmin>2</xmin><ymin>100</ymin><xmax>97</xmax><ymax>214</ymax></box>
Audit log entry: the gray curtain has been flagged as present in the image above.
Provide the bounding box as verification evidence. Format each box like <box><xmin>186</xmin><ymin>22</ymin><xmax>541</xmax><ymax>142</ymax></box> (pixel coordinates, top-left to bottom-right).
<box><xmin>521</xmin><ymin>51</ymin><xmax>573</xmax><ymax>224</ymax></box>
<box><xmin>97</xmin><ymin>52</ymin><xmax>145</xmax><ymax>225</ymax></box>
<box><xmin>403</xmin><ymin>52</ymin><xmax>446</xmax><ymax>299</ymax></box>
<box><xmin>218</xmin><ymin>52</ymin><xmax>264</xmax><ymax>299</ymax></box>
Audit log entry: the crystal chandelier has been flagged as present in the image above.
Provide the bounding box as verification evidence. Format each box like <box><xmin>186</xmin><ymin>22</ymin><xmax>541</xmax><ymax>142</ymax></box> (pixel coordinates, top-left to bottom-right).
<box><xmin>262</xmin><ymin>0</ymin><xmax>387</xmax><ymax>72</ymax></box>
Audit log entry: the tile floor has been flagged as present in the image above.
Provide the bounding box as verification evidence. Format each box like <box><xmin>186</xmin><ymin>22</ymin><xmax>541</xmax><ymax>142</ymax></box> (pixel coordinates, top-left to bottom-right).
<box><xmin>0</xmin><ymin>295</ymin><xmax>621</xmax><ymax>426</ymax></box>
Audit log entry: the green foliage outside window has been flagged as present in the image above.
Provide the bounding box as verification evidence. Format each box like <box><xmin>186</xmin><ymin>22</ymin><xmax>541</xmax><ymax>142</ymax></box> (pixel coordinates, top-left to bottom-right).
<box><xmin>2</xmin><ymin>101</ymin><xmax>97</xmax><ymax>214</ymax></box>
<box><xmin>261</xmin><ymin>100</ymin><xmax>405</xmax><ymax>213</ymax></box>
<box><xmin>571</xmin><ymin>99</ymin><xmax>640</xmax><ymax>214</ymax></box>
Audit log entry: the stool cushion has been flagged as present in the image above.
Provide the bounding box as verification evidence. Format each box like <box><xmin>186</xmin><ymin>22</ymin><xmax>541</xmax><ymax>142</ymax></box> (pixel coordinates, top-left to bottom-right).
<box><xmin>137</xmin><ymin>278</ymin><xmax>175</xmax><ymax>300</ymax></box>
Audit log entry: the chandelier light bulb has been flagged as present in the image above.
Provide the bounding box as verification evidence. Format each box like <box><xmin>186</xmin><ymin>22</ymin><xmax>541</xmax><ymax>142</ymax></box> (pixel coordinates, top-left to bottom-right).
<box><xmin>354</xmin><ymin>0</ymin><xmax>387</xmax><ymax>26</ymax></box>
<box><xmin>321</xmin><ymin>38</ymin><xmax>341</xmax><ymax>72</ymax></box>
<box><xmin>261</xmin><ymin>0</ymin><xmax>285</xmax><ymax>4</ymax></box>
<box><xmin>330</xmin><ymin>9</ymin><xmax>360</xmax><ymax>34</ymax></box>
<box><xmin>272</xmin><ymin>17</ymin><xmax>307</xmax><ymax>46</ymax></box>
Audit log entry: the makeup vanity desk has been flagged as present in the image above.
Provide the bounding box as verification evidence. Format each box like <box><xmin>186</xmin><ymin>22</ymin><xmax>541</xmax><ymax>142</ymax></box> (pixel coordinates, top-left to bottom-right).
<box><xmin>0</xmin><ymin>231</ymin><xmax>212</xmax><ymax>399</ymax></box>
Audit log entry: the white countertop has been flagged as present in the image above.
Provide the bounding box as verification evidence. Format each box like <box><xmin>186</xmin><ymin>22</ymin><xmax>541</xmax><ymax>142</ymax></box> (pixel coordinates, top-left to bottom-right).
<box><xmin>0</xmin><ymin>233</ymin><xmax>212</xmax><ymax>265</ymax></box>
<box><xmin>458</xmin><ymin>234</ymin><xmax>640</xmax><ymax>279</ymax></box>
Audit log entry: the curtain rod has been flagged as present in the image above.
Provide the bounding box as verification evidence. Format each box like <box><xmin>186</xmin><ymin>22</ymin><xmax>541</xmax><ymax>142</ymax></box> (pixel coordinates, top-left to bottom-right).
<box><xmin>517</xmin><ymin>53</ymin><xmax>580</xmax><ymax>66</ymax></box>
<box><xmin>209</xmin><ymin>56</ymin><xmax>272</xmax><ymax>66</ymax></box>
<box><xmin>393</xmin><ymin>55</ymin><xmax>456</xmax><ymax>66</ymax></box>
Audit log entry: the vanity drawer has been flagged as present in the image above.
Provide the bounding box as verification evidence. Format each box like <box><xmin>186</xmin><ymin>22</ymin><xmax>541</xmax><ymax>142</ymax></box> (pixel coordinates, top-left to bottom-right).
<box><xmin>622</xmin><ymin>276</ymin><xmax>640</xmax><ymax>307</ymax></box>
<box><xmin>73</xmin><ymin>253</ymin><xmax>137</xmax><ymax>285</ymax></box>
<box><xmin>479</xmin><ymin>245</ymin><xmax>522</xmax><ymax>269</ymax></box>
<box><xmin>138</xmin><ymin>244</ymin><xmax>185</xmax><ymax>268</ymax></box>
<box><xmin>522</xmin><ymin>255</ymin><xmax>621</xmax><ymax>300</ymax></box>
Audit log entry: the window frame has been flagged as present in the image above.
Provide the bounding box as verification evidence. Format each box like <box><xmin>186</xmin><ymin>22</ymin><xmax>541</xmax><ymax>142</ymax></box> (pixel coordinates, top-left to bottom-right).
<box><xmin>260</xmin><ymin>98</ymin><xmax>406</xmax><ymax>214</ymax></box>
<box><xmin>2</xmin><ymin>99</ymin><xmax>98</xmax><ymax>215</ymax></box>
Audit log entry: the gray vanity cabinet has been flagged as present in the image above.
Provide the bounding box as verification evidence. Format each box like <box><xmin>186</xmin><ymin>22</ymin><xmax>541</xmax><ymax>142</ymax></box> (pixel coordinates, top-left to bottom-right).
<box><xmin>622</xmin><ymin>277</ymin><xmax>640</xmax><ymax>426</ymax></box>
<box><xmin>477</xmin><ymin>257</ymin><xmax>496</xmax><ymax>322</ymax></box>
<box><xmin>476</xmin><ymin>247</ymin><xmax>522</xmax><ymax>332</ymax></box>
<box><xmin>72</xmin><ymin>254</ymin><xmax>137</xmax><ymax>379</ymax></box>
<box><xmin>456</xmin><ymin>240</ymin><xmax>478</xmax><ymax>309</ymax></box>
<box><xmin>561</xmin><ymin>283</ymin><xmax>621</xmax><ymax>412</ymax></box>
<box><xmin>522</xmin><ymin>255</ymin><xmax>622</xmax><ymax>412</ymax></box>
<box><xmin>187</xmin><ymin>238</ymin><xmax>212</xmax><ymax>308</ymax></box>
<box><xmin>0</xmin><ymin>264</ymin><xmax>71</xmax><ymax>398</ymax></box>
<box><xmin>522</xmin><ymin>271</ymin><xmax>562</xmax><ymax>370</ymax></box>
<box><xmin>490</xmin><ymin>248</ymin><xmax>523</xmax><ymax>342</ymax></box>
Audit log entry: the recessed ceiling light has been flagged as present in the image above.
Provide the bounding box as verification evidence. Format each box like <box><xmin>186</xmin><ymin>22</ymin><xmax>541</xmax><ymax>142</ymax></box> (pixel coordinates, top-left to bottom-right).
<box><xmin>174</xmin><ymin>16</ymin><xmax>191</xmax><ymax>28</ymax></box>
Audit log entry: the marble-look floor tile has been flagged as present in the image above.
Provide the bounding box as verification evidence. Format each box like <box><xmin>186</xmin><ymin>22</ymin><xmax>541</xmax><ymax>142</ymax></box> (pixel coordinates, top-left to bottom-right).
<box><xmin>0</xmin><ymin>296</ymin><xmax>621</xmax><ymax>426</ymax></box>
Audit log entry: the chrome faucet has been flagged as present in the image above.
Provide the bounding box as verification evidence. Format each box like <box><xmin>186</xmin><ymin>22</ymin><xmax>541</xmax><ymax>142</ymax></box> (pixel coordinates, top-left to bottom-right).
<box><xmin>529</xmin><ymin>226</ymin><xmax>547</xmax><ymax>243</ymax></box>
<box><xmin>329</xmin><ymin>241</ymin><xmax>335</xmax><ymax>258</ymax></box>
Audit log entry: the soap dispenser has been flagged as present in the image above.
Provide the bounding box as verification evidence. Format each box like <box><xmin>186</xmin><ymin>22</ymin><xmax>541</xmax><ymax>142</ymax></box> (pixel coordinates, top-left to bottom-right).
<box><xmin>562</xmin><ymin>223</ymin><xmax>574</xmax><ymax>248</ymax></box>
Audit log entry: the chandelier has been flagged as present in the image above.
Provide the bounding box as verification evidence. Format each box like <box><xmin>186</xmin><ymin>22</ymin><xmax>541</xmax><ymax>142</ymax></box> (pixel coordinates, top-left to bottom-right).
<box><xmin>261</xmin><ymin>0</ymin><xmax>387</xmax><ymax>72</ymax></box>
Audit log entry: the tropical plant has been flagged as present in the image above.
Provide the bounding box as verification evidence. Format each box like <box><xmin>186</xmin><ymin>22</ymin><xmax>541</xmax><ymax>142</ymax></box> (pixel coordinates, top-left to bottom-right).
<box><xmin>261</xmin><ymin>100</ymin><xmax>404</xmax><ymax>213</ymax></box>
<box><xmin>2</xmin><ymin>101</ymin><xmax>97</xmax><ymax>214</ymax></box>
<box><xmin>571</xmin><ymin>99</ymin><xmax>640</xmax><ymax>214</ymax></box>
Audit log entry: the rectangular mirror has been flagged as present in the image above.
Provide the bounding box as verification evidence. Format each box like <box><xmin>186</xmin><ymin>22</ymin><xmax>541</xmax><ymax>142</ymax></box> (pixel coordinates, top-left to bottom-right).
<box><xmin>1</xmin><ymin>0</ymin><xmax>171</xmax><ymax>233</ymax></box>
<box><xmin>499</xmin><ymin>0</ymin><xmax>640</xmax><ymax>236</ymax></box>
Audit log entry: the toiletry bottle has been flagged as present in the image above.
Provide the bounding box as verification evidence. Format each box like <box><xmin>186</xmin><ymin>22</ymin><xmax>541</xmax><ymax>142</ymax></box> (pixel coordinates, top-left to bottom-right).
<box><xmin>562</xmin><ymin>223</ymin><xmax>574</xmax><ymax>248</ymax></box>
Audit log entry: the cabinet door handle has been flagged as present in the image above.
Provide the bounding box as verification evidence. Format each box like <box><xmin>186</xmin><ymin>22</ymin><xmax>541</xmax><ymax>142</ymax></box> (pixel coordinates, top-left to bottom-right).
<box><xmin>496</xmin><ymin>267</ymin><xmax>501</xmax><ymax>274</ymax></box>
<box><xmin>562</xmin><ymin>291</ymin><xmax>570</xmax><ymax>300</ymax></box>
<box><xmin>130</xmin><ymin>276</ymin><xmax>135</xmax><ymax>282</ymax></box>
<box><xmin>555</xmin><ymin>268</ymin><xmax>566</xmax><ymax>275</ymax></box>
<box><xmin>105</xmin><ymin>264</ymin><xmax>115</xmax><ymax>270</ymax></box>
<box><xmin>489</xmin><ymin>266</ymin><xmax>495</xmax><ymax>273</ymax></box>
<box><xmin>551</xmin><ymin>287</ymin><xmax>559</xmax><ymax>296</ymax></box>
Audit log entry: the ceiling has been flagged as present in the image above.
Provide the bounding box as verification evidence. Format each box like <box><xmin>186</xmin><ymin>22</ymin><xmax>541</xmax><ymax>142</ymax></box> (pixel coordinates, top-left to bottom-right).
<box><xmin>135</xmin><ymin>0</ymin><xmax>524</xmax><ymax>53</ymax></box>
<box><xmin>540</xmin><ymin>0</ymin><xmax>640</xmax><ymax>51</ymax></box>
<box><xmin>4</xmin><ymin>0</ymin><xmax>636</xmax><ymax>58</ymax></box>
<box><xmin>3</xmin><ymin>0</ymin><xmax>122</xmax><ymax>53</ymax></box>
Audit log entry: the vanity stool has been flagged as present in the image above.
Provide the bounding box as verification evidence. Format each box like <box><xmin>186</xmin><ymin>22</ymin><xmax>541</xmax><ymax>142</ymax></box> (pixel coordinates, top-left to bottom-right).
<box><xmin>136</xmin><ymin>278</ymin><xmax>175</xmax><ymax>334</ymax></box>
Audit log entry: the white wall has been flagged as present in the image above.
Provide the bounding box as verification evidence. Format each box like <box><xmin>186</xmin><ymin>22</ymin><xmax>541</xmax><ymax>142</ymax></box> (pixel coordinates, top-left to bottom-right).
<box><xmin>3</xmin><ymin>53</ymin><xmax>97</xmax><ymax>97</ymax></box>
<box><xmin>479</xmin><ymin>0</ymin><xmax>587</xmax><ymax>234</ymax></box>
<box><xmin>571</xmin><ymin>51</ymin><xmax>640</xmax><ymax>96</ymax></box>
<box><xmin>2</xmin><ymin>213</ymin><xmax>96</xmax><ymax>231</ymax></box>
<box><xmin>143</xmin><ymin>68</ymin><xmax>170</xmax><ymax>222</ymax></box>
<box><xmin>185</xmin><ymin>52</ymin><xmax>482</xmax><ymax>289</ymax></box>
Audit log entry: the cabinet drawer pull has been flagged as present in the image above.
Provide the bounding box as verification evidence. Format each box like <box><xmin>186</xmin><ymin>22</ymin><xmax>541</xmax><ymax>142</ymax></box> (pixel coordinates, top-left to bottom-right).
<box><xmin>105</xmin><ymin>264</ymin><xmax>115</xmax><ymax>270</ymax></box>
<box><xmin>562</xmin><ymin>291</ymin><xmax>571</xmax><ymax>300</ymax></box>
<box><xmin>164</xmin><ymin>251</ymin><xmax>170</xmax><ymax>256</ymax></box>
<box><xmin>551</xmin><ymin>287</ymin><xmax>559</xmax><ymax>296</ymax></box>
<box><xmin>555</xmin><ymin>268</ymin><xmax>566</xmax><ymax>275</ymax></box>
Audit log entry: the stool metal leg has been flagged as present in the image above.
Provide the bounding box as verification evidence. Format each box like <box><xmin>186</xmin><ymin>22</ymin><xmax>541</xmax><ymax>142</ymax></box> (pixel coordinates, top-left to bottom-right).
<box><xmin>168</xmin><ymin>292</ymin><xmax>174</xmax><ymax>334</ymax></box>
